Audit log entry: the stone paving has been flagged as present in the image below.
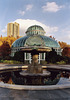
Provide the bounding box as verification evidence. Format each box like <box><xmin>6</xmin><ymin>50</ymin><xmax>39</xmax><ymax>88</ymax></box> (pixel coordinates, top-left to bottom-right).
<box><xmin>0</xmin><ymin>87</ymin><xmax>70</xmax><ymax>100</ymax></box>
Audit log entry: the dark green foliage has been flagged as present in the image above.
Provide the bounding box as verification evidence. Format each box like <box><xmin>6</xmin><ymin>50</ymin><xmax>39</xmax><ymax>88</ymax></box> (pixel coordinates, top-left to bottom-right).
<box><xmin>46</xmin><ymin>49</ymin><xmax>59</xmax><ymax>63</ymax></box>
<box><xmin>13</xmin><ymin>51</ymin><xmax>24</xmax><ymax>62</ymax></box>
<box><xmin>46</xmin><ymin>48</ymin><xmax>70</xmax><ymax>64</ymax></box>
<box><xmin>0</xmin><ymin>60</ymin><xmax>23</xmax><ymax>64</ymax></box>
<box><xmin>62</xmin><ymin>56</ymin><xmax>70</xmax><ymax>64</ymax></box>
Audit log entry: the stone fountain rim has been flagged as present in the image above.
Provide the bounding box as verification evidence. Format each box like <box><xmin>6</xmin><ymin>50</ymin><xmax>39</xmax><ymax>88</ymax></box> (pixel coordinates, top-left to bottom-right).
<box><xmin>0</xmin><ymin>82</ymin><xmax>70</xmax><ymax>90</ymax></box>
<box><xmin>0</xmin><ymin>65</ymin><xmax>70</xmax><ymax>71</ymax></box>
<box><xmin>0</xmin><ymin>65</ymin><xmax>70</xmax><ymax>90</ymax></box>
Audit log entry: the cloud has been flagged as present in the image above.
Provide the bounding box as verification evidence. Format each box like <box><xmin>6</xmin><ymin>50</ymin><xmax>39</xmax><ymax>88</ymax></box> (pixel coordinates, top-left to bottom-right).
<box><xmin>18</xmin><ymin>4</ymin><xmax>33</xmax><ymax>16</ymax></box>
<box><xmin>53</xmin><ymin>28</ymin><xmax>70</xmax><ymax>44</ymax></box>
<box><xmin>12</xmin><ymin>19</ymin><xmax>58</xmax><ymax>36</ymax></box>
<box><xmin>0</xmin><ymin>26</ymin><xmax>1</xmax><ymax>32</ymax></box>
<box><xmin>2</xmin><ymin>29</ymin><xmax>7</xmax><ymax>33</ymax></box>
<box><xmin>18</xmin><ymin>10</ymin><xmax>25</xmax><ymax>16</ymax></box>
<box><xmin>57</xmin><ymin>34</ymin><xmax>70</xmax><ymax>43</ymax></box>
<box><xmin>1</xmin><ymin>25</ymin><xmax>7</xmax><ymax>33</ymax></box>
<box><xmin>26</xmin><ymin>4</ymin><xmax>33</xmax><ymax>11</ymax></box>
<box><xmin>42</xmin><ymin>2</ymin><xmax>64</xmax><ymax>12</ymax></box>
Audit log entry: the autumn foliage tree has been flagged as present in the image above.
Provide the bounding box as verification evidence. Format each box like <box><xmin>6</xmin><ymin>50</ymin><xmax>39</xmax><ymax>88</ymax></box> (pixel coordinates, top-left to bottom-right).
<box><xmin>0</xmin><ymin>36</ymin><xmax>20</xmax><ymax>59</ymax></box>
<box><xmin>0</xmin><ymin>41</ymin><xmax>11</xmax><ymax>59</ymax></box>
<box><xmin>62</xmin><ymin>47</ymin><xmax>70</xmax><ymax>57</ymax></box>
<box><xmin>0</xmin><ymin>36</ymin><xmax>19</xmax><ymax>47</ymax></box>
<box><xmin>59</xmin><ymin>41</ymin><xmax>70</xmax><ymax>49</ymax></box>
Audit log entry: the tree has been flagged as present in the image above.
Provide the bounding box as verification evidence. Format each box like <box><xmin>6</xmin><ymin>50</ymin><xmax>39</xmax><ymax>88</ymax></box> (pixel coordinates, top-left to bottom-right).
<box><xmin>59</xmin><ymin>41</ymin><xmax>70</xmax><ymax>49</ymax></box>
<box><xmin>62</xmin><ymin>47</ymin><xmax>70</xmax><ymax>57</ymax></box>
<box><xmin>0</xmin><ymin>41</ymin><xmax>11</xmax><ymax>59</ymax></box>
<box><xmin>46</xmin><ymin>49</ymin><xmax>58</xmax><ymax>63</ymax></box>
<box><xmin>13</xmin><ymin>51</ymin><xmax>24</xmax><ymax>62</ymax></box>
<box><xmin>0</xmin><ymin>36</ymin><xmax>18</xmax><ymax>47</ymax></box>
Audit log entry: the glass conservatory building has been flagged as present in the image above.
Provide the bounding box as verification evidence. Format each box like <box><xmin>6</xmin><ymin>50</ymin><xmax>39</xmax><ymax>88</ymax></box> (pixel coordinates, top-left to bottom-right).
<box><xmin>11</xmin><ymin>25</ymin><xmax>61</xmax><ymax>63</ymax></box>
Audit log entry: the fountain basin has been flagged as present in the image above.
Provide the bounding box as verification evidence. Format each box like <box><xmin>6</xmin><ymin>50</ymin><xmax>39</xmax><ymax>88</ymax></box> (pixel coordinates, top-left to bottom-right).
<box><xmin>0</xmin><ymin>65</ymin><xmax>70</xmax><ymax>86</ymax></box>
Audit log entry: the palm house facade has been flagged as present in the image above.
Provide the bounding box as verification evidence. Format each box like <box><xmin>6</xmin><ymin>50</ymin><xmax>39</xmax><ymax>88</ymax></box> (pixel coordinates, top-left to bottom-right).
<box><xmin>11</xmin><ymin>25</ymin><xmax>61</xmax><ymax>63</ymax></box>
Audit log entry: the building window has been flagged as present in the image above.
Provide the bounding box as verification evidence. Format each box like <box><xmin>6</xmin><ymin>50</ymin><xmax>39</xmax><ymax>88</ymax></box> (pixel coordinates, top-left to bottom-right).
<box><xmin>39</xmin><ymin>53</ymin><xmax>45</xmax><ymax>63</ymax></box>
<box><xmin>24</xmin><ymin>52</ymin><xmax>45</xmax><ymax>64</ymax></box>
<box><xmin>24</xmin><ymin>53</ymin><xmax>32</xmax><ymax>63</ymax></box>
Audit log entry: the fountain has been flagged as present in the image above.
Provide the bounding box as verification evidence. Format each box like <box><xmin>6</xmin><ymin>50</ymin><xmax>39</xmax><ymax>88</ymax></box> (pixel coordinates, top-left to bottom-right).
<box><xmin>18</xmin><ymin>49</ymin><xmax>51</xmax><ymax>85</ymax></box>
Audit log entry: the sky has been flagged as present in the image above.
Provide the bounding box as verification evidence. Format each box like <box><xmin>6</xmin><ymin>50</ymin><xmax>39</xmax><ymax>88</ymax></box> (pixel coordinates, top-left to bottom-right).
<box><xmin>0</xmin><ymin>0</ymin><xmax>70</xmax><ymax>44</ymax></box>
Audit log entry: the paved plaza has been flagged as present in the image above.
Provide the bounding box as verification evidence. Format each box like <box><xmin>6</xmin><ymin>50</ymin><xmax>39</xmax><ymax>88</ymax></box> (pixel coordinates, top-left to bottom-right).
<box><xmin>0</xmin><ymin>87</ymin><xmax>70</xmax><ymax>100</ymax></box>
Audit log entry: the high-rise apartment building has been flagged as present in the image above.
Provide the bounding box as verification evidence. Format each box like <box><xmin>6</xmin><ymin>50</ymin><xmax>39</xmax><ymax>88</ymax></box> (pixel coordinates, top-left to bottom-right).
<box><xmin>7</xmin><ymin>22</ymin><xmax>19</xmax><ymax>38</ymax></box>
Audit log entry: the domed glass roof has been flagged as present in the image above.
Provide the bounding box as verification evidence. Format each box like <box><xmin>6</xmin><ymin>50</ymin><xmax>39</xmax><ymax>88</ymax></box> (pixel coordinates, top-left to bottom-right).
<box><xmin>12</xmin><ymin>36</ymin><xmax>29</xmax><ymax>48</ymax></box>
<box><xmin>11</xmin><ymin>25</ymin><xmax>60</xmax><ymax>49</ymax></box>
<box><xmin>26</xmin><ymin>25</ymin><xmax>45</xmax><ymax>36</ymax></box>
<box><xmin>12</xmin><ymin>35</ymin><xmax>60</xmax><ymax>48</ymax></box>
